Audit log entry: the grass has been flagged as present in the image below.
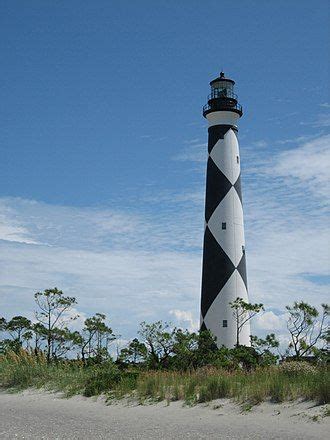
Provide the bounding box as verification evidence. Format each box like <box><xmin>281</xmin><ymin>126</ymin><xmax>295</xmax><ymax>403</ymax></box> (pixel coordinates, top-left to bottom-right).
<box><xmin>133</xmin><ymin>367</ymin><xmax>329</xmax><ymax>405</ymax></box>
<box><xmin>0</xmin><ymin>350</ymin><xmax>122</xmax><ymax>397</ymax></box>
<box><xmin>0</xmin><ymin>350</ymin><xmax>329</xmax><ymax>405</ymax></box>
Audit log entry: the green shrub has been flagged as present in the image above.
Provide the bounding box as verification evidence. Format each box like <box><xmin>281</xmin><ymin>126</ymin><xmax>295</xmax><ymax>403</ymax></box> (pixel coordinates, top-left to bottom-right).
<box><xmin>83</xmin><ymin>363</ymin><xmax>120</xmax><ymax>397</ymax></box>
<box><xmin>1</xmin><ymin>351</ymin><xmax>329</xmax><ymax>405</ymax></box>
<box><xmin>269</xmin><ymin>378</ymin><xmax>287</xmax><ymax>403</ymax></box>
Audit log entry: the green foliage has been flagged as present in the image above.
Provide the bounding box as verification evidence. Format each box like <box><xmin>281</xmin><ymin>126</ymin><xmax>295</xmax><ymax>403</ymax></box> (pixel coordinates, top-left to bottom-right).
<box><xmin>171</xmin><ymin>329</ymin><xmax>217</xmax><ymax>370</ymax></box>
<box><xmin>229</xmin><ymin>297</ymin><xmax>264</xmax><ymax>346</ymax></box>
<box><xmin>134</xmin><ymin>366</ymin><xmax>330</xmax><ymax>405</ymax></box>
<box><xmin>251</xmin><ymin>333</ymin><xmax>279</xmax><ymax>366</ymax></box>
<box><xmin>83</xmin><ymin>362</ymin><xmax>120</xmax><ymax>397</ymax></box>
<box><xmin>0</xmin><ymin>350</ymin><xmax>329</xmax><ymax>404</ymax></box>
<box><xmin>194</xmin><ymin>330</ymin><xmax>218</xmax><ymax>366</ymax></box>
<box><xmin>0</xmin><ymin>316</ymin><xmax>32</xmax><ymax>353</ymax></box>
<box><xmin>6</xmin><ymin>316</ymin><xmax>32</xmax><ymax>344</ymax></box>
<box><xmin>120</xmin><ymin>326</ymin><xmax>218</xmax><ymax>371</ymax></box>
<box><xmin>1</xmin><ymin>289</ymin><xmax>329</xmax><ymax>407</ymax></box>
<box><xmin>171</xmin><ymin>330</ymin><xmax>198</xmax><ymax>370</ymax></box>
<box><xmin>230</xmin><ymin>346</ymin><xmax>261</xmax><ymax>370</ymax></box>
<box><xmin>286</xmin><ymin>301</ymin><xmax>329</xmax><ymax>359</ymax></box>
<box><xmin>138</xmin><ymin>321</ymin><xmax>176</xmax><ymax>369</ymax></box>
<box><xmin>118</xmin><ymin>338</ymin><xmax>147</xmax><ymax>366</ymax></box>
<box><xmin>78</xmin><ymin>313</ymin><xmax>116</xmax><ymax>364</ymax></box>
<box><xmin>196</xmin><ymin>374</ymin><xmax>230</xmax><ymax>403</ymax></box>
<box><xmin>0</xmin><ymin>339</ymin><xmax>22</xmax><ymax>355</ymax></box>
<box><xmin>34</xmin><ymin>287</ymin><xmax>78</xmax><ymax>362</ymax></box>
<box><xmin>0</xmin><ymin>317</ymin><xmax>6</xmax><ymax>332</ymax></box>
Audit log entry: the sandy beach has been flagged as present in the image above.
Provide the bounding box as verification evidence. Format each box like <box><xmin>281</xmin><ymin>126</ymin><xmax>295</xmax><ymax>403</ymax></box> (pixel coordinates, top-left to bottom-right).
<box><xmin>0</xmin><ymin>390</ymin><xmax>328</xmax><ymax>439</ymax></box>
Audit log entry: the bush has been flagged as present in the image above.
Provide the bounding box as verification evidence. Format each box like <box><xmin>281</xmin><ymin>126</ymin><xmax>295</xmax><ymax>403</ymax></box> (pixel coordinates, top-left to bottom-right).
<box><xmin>314</xmin><ymin>371</ymin><xmax>330</xmax><ymax>404</ymax></box>
<box><xmin>83</xmin><ymin>362</ymin><xmax>121</xmax><ymax>397</ymax></box>
<box><xmin>0</xmin><ymin>349</ymin><xmax>49</xmax><ymax>389</ymax></box>
<box><xmin>0</xmin><ymin>350</ymin><xmax>329</xmax><ymax>405</ymax></box>
<box><xmin>279</xmin><ymin>361</ymin><xmax>317</xmax><ymax>376</ymax></box>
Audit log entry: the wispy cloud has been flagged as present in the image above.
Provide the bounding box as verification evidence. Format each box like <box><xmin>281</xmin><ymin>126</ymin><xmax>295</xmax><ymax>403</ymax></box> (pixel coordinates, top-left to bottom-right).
<box><xmin>313</xmin><ymin>113</ymin><xmax>330</xmax><ymax>128</ymax></box>
<box><xmin>252</xmin><ymin>140</ymin><xmax>268</xmax><ymax>148</ymax></box>
<box><xmin>0</xmin><ymin>239</ymin><xmax>201</xmax><ymax>338</ymax></box>
<box><xmin>270</xmin><ymin>134</ymin><xmax>330</xmax><ymax>200</ymax></box>
<box><xmin>243</xmin><ymin>134</ymin><xmax>329</xmax><ymax>317</ymax></box>
<box><xmin>172</xmin><ymin>142</ymin><xmax>207</xmax><ymax>163</ymax></box>
<box><xmin>0</xmin><ymin>204</ymin><xmax>39</xmax><ymax>245</ymax></box>
<box><xmin>0</xmin><ymin>133</ymin><xmax>329</xmax><ymax>342</ymax></box>
<box><xmin>300</xmin><ymin>112</ymin><xmax>330</xmax><ymax>128</ymax></box>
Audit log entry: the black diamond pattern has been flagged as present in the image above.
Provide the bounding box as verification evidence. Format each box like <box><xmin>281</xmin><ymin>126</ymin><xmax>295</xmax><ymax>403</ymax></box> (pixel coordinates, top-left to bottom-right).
<box><xmin>208</xmin><ymin>125</ymin><xmax>234</xmax><ymax>153</ymax></box>
<box><xmin>201</xmin><ymin>124</ymin><xmax>249</xmax><ymax>344</ymax></box>
<box><xmin>234</xmin><ymin>174</ymin><xmax>243</xmax><ymax>204</ymax></box>
<box><xmin>236</xmin><ymin>253</ymin><xmax>248</xmax><ymax>291</ymax></box>
<box><xmin>201</xmin><ymin>227</ymin><xmax>236</xmax><ymax>318</ymax></box>
<box><xmin>205</xmin><ymin>158</ymin><xmax>232</xmax><ymax>222</ymax></box>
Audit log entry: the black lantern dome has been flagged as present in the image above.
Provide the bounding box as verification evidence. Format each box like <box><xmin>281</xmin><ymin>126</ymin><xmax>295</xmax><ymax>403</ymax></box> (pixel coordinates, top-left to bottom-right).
<box><xmin>203</xmin><ymin>72</ymin><xmax>243</xmax><ymax>118</ymax></box>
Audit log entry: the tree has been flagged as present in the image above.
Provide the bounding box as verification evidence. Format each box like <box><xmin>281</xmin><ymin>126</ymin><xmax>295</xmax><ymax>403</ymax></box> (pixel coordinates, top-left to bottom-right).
<box><xmin>6</xmin><ymin>316</ymin><xmax>32</xmax><ymax>347</ymax></box>
<box><xmin>171</xmin><ymin>329</ymin><xmax>199</xmax><ymax>370</ymax></box>
<box><xmin>34</xmin><ymin>287</ymin><xmax>78</xmax><ymax>362</ymax></box>
<box><xmin>250</xmin><ymin>333</ymin><xmax>279</xmax><ymax>365</ymax></box>
<box><xmin>286</xmin><ymin>301</ymin><xmax>328</xmax><ymax>359</ymax></box>
<box><xmin>31</xmin><ymin>322</ymin><xmax>47</xmax><ymax>355</ymax></box>
<box><xmin>0</xmin><ymin>317</ymin><xmax>6</xmax><ymax>332</ymax></box>
<box><xmin>171</xmin><ymin>329</ymin><xmax>218</xmax><ymax>370</ymax></box>
<box><xmin>138</xmin><ymin>321</ymin><xmax>176</xmax><ymax>369</ymax></box>
<box><xmin>0</xmin><ymin>317</ymin><xmax>8</xmax><ymax>351</ymax></box>
<box><xmin>229</xmin><ymin>297</ymin><xmax>264</xmax><ymax>347</ymax></box>
<box><xmin>194</xmin><ymin>329</ymin><xmax>218</xmax><ymax>367</ymax></box>
<box><xmin>0</xmin><ymin>316</ymin><xmax>32</xmax><ymax>353</ymax></box>
<box><xmin>51</xmin><ymin>327</ymin><xmax>81</xmax><ymax>360</ymax></box>
<box><xmin>78</xmin><ymin>313</ymin><xmax>116</xmax><ymax>363</ymax></box>
<box><xmin>118</xmin><ymin>338</ymin><xmax>148</xmax><ymax>365</ymax></box>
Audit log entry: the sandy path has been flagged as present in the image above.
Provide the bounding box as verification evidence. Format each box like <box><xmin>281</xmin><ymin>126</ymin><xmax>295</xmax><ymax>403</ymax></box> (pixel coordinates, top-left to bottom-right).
<box><xmin>0</xmin><ymin>391</ymin><xmax>328</xmax><ymax>439</ymax></box>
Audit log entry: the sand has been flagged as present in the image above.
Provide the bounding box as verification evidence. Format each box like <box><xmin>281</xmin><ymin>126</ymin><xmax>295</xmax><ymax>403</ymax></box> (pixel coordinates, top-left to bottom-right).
<box><xmin>0</xmin><ymin>390</ymin><xmax>328</xmax><ymax>439</ymax></box>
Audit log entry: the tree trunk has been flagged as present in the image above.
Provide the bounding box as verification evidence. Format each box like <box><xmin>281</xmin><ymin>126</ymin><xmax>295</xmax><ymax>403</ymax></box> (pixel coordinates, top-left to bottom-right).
<box><xmin>236</xmin><ymin>322</ymin><xmax>240</xmax><ymax>347</ymax></box>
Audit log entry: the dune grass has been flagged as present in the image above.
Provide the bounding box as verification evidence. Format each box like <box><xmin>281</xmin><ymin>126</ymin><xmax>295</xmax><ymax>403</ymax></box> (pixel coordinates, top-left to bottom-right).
<box><xmin>131</xmin><ymin>366</ymin><xmax>329</xmax><ymax>405</ymax></box>
<box><xmin>0</xmin><ymin>350</ymin><xmax>329</xmax><ymax>405</ymax></box>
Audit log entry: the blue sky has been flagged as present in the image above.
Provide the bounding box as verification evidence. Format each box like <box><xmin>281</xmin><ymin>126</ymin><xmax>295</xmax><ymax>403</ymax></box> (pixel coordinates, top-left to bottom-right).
<box><xmin>0</xmin><ymin>1</ymin><xmax>329</xmax><ymax>346</ymax></box>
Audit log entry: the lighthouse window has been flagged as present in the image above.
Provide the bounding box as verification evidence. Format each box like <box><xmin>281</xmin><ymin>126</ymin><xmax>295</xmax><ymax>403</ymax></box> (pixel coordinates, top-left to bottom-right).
<box><xmin>236</xmin><ymin>156</ymin><xmax>239</xmax><ymax>164</ymax></box>
<box><xmin>222</xmin><ymin>222</ymin><xmax>226</xmax><ymax>230</ymax></box>
<box><xmin>222</xmin><ymin>320</ymin><xmax>228</xmax><ymax>328</ymax></box>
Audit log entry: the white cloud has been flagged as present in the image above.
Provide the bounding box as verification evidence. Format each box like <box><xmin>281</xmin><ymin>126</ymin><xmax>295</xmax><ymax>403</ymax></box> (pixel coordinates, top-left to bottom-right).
<box><xmin>255</xmin><ymin>311</ymin><xmax>287</xmax><ymax>332</ymax></box>
<box><xmin>0</xmin><ymin>221</ymin><xmax>37</xmax><ymax>245</ymax></box>
<box><xmin>169</xmin><ymin>309</ymin><xmax>199</xmax><ymax>332</ymax></box>
<box><xmin>172</xmin><ymin>142</ymin><xmax>207</xmax><ymax>163</ymax></box>
<box><xmin>0</xmin><ymin>196</ymin><xmax>203</xmax><ymax>253</ymax></box>
<box><xmin>276</xmin><ymin>133</ymin><xmax>322</xmax><ymax>145</ymax></box>
<box><xmin>0</xmin><ymin>239</ymin><xmax>201</xmax><ymax>339</ymax></box>
<box><xmin>252</xmin><ymin>140</ymin><xmax>268</xmax><ymax>148</ymax></box>
<box><xmin>0</xmin><ymin>203</ymin><xmax>39</xmax><ymax>245</ymax></box>
<box><xmin>0</xmin><ymin>133</ymin><xmax>329</xmax><ymax>343</ymax></box>
<box><xmin>270</xmin><ymin>134</ymin><xmax>330</xmax><ymax>199</ymax></box>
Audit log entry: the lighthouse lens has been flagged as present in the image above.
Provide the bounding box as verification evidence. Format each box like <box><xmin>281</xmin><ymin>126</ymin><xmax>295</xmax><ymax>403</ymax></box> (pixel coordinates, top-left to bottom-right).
<box><xmin>211</xmin><ymin>81</ymin><xmax>233</xmax><ymax>93</ymax></box>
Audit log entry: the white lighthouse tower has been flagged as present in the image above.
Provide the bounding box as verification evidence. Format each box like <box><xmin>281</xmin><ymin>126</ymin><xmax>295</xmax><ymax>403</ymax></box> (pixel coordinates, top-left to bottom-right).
<box><xmin>200</xmin><ymin>72</ymin><xmax>250</xmax><ymax>348</ymax></box>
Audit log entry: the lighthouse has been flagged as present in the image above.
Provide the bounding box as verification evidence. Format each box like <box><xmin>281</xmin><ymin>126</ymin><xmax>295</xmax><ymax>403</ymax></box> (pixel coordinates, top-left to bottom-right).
<box><xmin>200</xmin><ymin>72</ymin><xmax>250</xmax><ymax>348</ymax></box>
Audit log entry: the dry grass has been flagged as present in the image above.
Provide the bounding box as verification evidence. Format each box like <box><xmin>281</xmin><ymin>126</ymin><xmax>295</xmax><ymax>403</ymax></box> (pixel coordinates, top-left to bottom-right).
<box><xmin>132</xmin><ymin>366</ymin><xmax>329</xmax><ymax>405</ymax></box>
<box><xmin>1</xmin><ymin>351</ymin><xmax>329</xmax><ymax>405</ymax></box>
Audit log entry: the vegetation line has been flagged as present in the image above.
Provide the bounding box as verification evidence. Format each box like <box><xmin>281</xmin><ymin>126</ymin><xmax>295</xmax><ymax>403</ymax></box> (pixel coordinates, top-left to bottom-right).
<box><xmin>0</xmin><ymin>288</ymin><xmax>329</xmax><ymax>406</ymax></box>
<box><xmin>0</xmin><ymin>350</ymin><xmax>328</xmax><ymax>405</ymax></box>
